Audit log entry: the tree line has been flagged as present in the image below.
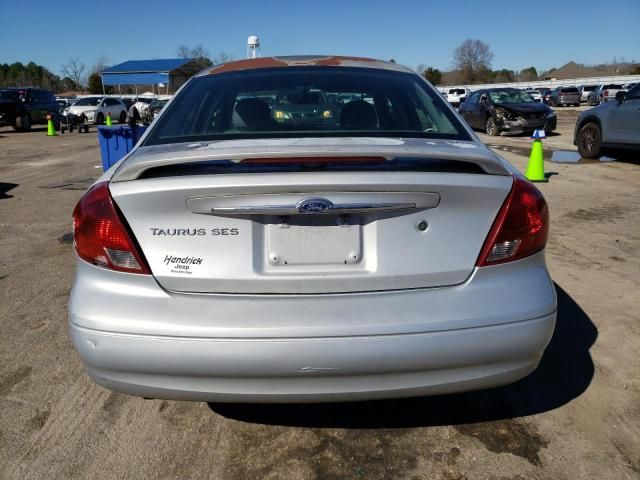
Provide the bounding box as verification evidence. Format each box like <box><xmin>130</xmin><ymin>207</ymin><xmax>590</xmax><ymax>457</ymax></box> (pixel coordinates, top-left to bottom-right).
<box><xmin>0</xmin><ymin>46</ymin><xmax>233</xmax><ymax>95</ymax></box>
<box><xmin>418</xmin><ymin>38</ymin><xmax>640</xmax><ymax>86</ymax></box>
<box><xmin>417</xmin><ymin>39</ymin><xmax>539</xmax><ymax>86</ymax></box>
<box><xmin>0</xmin><ymin>62</ymin><xmax>68</xmax><ymax>91</ymax></box>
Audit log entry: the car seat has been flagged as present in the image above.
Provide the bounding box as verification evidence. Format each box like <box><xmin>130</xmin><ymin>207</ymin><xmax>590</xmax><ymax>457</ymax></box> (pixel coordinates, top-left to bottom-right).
<box><xmin>339</xmin><ymin>100</ymin><xmax>378</xmax><ymax>130</ymax></box>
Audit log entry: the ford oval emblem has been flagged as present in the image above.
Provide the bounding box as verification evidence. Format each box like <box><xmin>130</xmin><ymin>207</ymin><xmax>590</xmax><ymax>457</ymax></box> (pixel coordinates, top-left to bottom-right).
<box><xmin>297</xmin><ymin>197</ymin><xmax>334</xmax><ymax>214</ymax></box>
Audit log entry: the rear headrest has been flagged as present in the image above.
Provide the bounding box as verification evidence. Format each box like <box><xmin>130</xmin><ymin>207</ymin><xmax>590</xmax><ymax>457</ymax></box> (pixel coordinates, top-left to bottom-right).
<box><xmin>235</xmin><ymin>98</ymin><xmax>271</xmax><ymax>130</ymax></box>
<box><xmin>340</xmin><ymin>100</ymin><xmax>377</xmax><ymax>130</ymax></box>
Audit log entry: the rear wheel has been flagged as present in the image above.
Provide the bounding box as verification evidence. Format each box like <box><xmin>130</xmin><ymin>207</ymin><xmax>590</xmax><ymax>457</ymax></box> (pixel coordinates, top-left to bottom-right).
<box><xmin>119</xmin><ymin>111</ymin><xmax>127</xmax><ymax>123</ymax></box>
<box><xmin>14</xmin><ymin>114</ymin><xmax>32</xmax><ymax>131</ymax></box>
<box><xmin>577</xmin><ymin>122</ymin><xmax>602</xmax><ymax>159</ymax></box>
<box><xmin>485</xmin><ymin>116</ymin><xmax>498</xmax><ymax>136</ymax></box>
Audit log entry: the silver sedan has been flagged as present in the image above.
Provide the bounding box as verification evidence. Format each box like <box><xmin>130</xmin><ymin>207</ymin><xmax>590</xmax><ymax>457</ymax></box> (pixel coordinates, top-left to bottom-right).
<box><xmin>69</xmin><ymin>56</ymin><xmax>556</xmax><ymax>403</ymax></box>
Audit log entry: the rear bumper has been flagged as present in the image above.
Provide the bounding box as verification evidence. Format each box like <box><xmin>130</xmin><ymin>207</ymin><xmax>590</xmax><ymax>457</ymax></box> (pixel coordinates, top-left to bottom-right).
<box><xmin>556</xmin><ymin>96</ymin><xmax>580</xmax><ymax>104</ymax></box>
<box><xmin>69</xmin><ymin>251</ymin><xmax>557</xmax><ymax>402</ymax></box>
<box><xmin>71</xmin><ymin>314</ymin><xmax>554</xmax><ymax>402</ymax></box>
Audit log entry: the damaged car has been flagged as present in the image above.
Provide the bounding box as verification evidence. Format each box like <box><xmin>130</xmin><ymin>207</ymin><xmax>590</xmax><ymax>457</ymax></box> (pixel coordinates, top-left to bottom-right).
<box><xmin>459</xmin><ymin>88</ymin><xmax>556</xmax><ymax>136</ymax></box>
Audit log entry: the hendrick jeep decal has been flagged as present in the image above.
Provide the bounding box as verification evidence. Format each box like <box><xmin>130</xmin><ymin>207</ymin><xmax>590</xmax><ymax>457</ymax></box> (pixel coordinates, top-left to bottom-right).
<box><xmin>163</xmin><ymin>255</ymin><xmax>204</xmax><ymax>275</ymax></box>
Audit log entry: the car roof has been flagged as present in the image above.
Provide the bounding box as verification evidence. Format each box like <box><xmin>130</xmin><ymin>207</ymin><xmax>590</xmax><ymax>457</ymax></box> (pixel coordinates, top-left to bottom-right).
<box><xmin>201</xmin><ymin>55</ymin><xmax>414</xmax><ymax>76</ymax></box>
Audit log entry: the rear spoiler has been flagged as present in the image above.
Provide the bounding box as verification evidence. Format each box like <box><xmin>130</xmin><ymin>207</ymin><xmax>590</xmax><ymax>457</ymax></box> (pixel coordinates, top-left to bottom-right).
<box><xmin>110</xmin><ymin>138</ymin><xmax>511</xmax><ymax>181</ymax></box>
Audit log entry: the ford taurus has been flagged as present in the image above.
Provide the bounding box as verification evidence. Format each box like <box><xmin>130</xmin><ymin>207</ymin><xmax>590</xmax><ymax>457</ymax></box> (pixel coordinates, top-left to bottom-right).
<box><xmin>69</xmin><ymin>56</ymin><xmax>556</xmax><ymax>403</ymax></box>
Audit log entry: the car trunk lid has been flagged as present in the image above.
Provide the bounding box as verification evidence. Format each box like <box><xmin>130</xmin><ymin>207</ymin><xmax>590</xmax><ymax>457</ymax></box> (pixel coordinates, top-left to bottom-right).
<box><xmin>109</xmin><ymin>140</ymin><xmax>513</xmax><ymax>294</ymax></box>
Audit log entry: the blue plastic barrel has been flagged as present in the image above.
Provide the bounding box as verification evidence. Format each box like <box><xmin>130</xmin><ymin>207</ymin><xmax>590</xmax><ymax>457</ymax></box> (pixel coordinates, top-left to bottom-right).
<box><xmin>97</xmin><ymin>125</ymin><xmax>147</xmax><ymax>171</ymax></box>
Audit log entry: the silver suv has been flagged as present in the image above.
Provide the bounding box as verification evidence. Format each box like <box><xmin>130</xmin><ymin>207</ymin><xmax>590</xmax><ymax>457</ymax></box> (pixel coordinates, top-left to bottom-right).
<box><xmin>574</xmin><ymin>83</ymin><xmax>640</xmax><ymax>158</ymax></box>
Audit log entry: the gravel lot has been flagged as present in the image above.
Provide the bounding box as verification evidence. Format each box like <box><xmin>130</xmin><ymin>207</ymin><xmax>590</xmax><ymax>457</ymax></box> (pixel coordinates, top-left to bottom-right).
<box><xmin>1</xmin><ymin>115</ymin><xmax>639</xmax><ymax>480</ymax></box>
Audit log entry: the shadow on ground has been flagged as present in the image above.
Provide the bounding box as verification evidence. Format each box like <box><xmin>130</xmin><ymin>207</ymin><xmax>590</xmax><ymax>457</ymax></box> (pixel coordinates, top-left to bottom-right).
<box><xmin>0</xmin><ymin>182</ymin><xmax>18</xmax><ymax>199</ymax></box>
<box><xmin>210</xmin><ymin>283</ymin><xmax>596</xmax><ymax>427</ymax></box>
<box><xmin>605</xmin><ymin>150</ymin><xmax>640</xmax><ymax>165</ymax></box>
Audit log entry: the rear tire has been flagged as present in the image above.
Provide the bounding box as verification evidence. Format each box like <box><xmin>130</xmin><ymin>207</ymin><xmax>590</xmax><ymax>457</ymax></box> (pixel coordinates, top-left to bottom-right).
<box><xmin>577</xmin><ymin>122</ymin><xmax>602</xmax><ymax>159</ymax></box>
<box><xmin>485</xmin><ymin>116</ymin><xmax>499</xmax><ymax>136</ymax></box>
<box><xmin>15</xmin><ymin>114</ymin><xmax>32</xmax><ymax>131</ymax></box>
<box><xmin>119</xmin><ymin>111</ymin><xmax>127</xmax><ymax>123</ymax></box>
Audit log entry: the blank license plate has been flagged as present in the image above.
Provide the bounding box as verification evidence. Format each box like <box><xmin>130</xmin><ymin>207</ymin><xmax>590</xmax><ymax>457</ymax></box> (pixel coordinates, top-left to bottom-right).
<box><xmin>267</xmin><ymin>224</ymin><xmax>361</xmax><ymax>266</ymax></box>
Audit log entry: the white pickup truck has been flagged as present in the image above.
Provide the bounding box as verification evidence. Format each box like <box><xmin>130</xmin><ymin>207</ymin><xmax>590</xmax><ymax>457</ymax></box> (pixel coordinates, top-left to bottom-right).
<box><xmin>445</xmin><ymin>87</ymin><xmax>470</xmax><ymax>107</ymax></box>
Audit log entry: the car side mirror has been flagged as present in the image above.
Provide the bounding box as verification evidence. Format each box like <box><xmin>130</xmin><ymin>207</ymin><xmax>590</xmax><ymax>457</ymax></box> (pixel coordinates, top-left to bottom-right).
<box><xmin>615</xmin><ymin>91</ymin><xmax>626</xmax><ymax>103</ymax></box>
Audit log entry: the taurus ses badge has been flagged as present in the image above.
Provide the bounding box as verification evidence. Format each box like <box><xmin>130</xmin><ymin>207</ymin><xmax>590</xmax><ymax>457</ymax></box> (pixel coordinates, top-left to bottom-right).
<box><xmin>297</xmin><ymin>198</ymin><xmax>334</xmax><ymax>214</ymax></box>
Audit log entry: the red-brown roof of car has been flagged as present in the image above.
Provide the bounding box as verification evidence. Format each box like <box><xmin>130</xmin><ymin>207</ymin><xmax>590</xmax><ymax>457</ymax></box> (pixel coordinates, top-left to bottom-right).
<box><xmin>201</xmin><ymin>55</ymin><xmax>414</xmax><ymax>75</ymax></box>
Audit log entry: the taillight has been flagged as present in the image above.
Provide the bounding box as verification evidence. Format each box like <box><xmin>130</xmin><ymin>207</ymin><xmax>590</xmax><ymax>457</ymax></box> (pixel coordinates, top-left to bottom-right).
<box><xmin>476</xmin><ymin>176</ymin><xmax>549</xmax><ymax>266</ymax></box>
<box><xmin>604</xmin><ymin>90</ymin><xmax>609</xmax><ymax>97</ymax></box>
<box><xmin>72</xmin><ymin>182</ymin><xmax>151</xmax><ymax>274</ymax></box>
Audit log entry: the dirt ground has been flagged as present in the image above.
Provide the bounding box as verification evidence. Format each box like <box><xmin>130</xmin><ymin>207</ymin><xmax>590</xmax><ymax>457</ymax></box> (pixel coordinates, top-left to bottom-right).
<box><xmin>0</xmin><ymin>115</ymin><xmax>639</xmax><ymax>480</ymax></box>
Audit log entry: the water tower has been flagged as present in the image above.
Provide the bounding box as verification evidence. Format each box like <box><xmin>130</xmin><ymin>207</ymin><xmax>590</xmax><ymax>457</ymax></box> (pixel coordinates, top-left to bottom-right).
<box><xmin>247</xmin><ymin>35</ymin><xmax>260</xmax><ymax>59</ymax></box>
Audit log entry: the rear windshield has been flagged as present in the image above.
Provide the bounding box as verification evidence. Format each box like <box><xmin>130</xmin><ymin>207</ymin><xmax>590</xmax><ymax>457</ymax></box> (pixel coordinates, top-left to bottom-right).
<box><xmin>560</xmin><ymin>87</ymin><xmax>579</xmax><ymax>93</ymax></box>
<box><xmin>449</xmin><ymin>89</ymin><xmax>466</xmax><ymax>95</ymax></box>
<box><xmin>604</xmin><ymin>84</ymin><xmax>623</xmax><ymax>89</ymax></box>
<box><xmin>582</xmin><ymin>85</ymin><xmax>597</xmax><ymax>91</ymax></box>
<box><xmin>143</xmin><ymin>67</ymin><xmax>471</xmax><ymax>146</ymax></box>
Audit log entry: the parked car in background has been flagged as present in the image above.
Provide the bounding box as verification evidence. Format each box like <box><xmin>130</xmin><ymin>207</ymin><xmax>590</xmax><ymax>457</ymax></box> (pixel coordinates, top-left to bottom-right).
<box><xmin>140</xmin><ymin>99</ymin><xmax>169</xmax><ymax>125</ymax></box>
<box><xmin>524</xmin><ymin>89</ymin><xmax>542</xmax><ymax>102</ymax></box>
<box><xmin>446</xmin><ymin>87</ymin><xmax>470</xmax><ymax>107</ymax></box>
<box><xmin>540</xmin><ymin>89</ymin><xmax>553</xmax><ymax>105</ymax></box>
<box><xmin>120</xmin><ymin>98</ymin><xmax>135</xmax><ymax>111</ymax></box>
<box><xmin>68</xmin><ymin>56</ymin><xmax>556</xmax><ymax>403</ymax></box>
<box><xmin>623</xmin><ymin>82</ymin><xmax>637</xmax><ymax>91</ymax></box>
<box><xmin>0</xmin><ymin>87</ymin><xmax>60</xmax><ymax>131</ymax></box>
<box><xmin>56</xmin><ymin>96</ymin><xmax>77</xmax><ymax>110</ymax></box>
<box><xmin>67</xmin><ymin>96</ymin><xmax>128</xmax><ymax>124</ymax></box>
<box><xmin>129</xmin><ymin>97</ymin><xmax>155</xmax><ymax>121</ymax></box>
<box><xmin>459</xmin><ymin>87</ymin><xmax>556</xmax><ymax>136</ymax></box>
<box><xmin>578</xmin><ymin>85</ymin><xmax>598</xmax><ymax>103</ymax></box>
<box><xmin>587</xmin><ymin>84</ymin><xmax>625</xmax><ymax>106</ymax></box>
<box><xmin>548</xmin><ymin>86</ymin><xmax>581</xmax><ymax>106</ymax></box>
<box><xmin>575</xmin><ymin>83</ymin><xmax>640</xmax><ymax>158</ymax></box>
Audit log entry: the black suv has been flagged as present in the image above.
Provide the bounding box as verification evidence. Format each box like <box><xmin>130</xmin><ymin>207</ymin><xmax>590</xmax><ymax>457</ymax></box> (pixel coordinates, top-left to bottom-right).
<box><xmin>0</xmin><ymin>88</ymin><xmax>60</xmax><ymax>131</ymax></box>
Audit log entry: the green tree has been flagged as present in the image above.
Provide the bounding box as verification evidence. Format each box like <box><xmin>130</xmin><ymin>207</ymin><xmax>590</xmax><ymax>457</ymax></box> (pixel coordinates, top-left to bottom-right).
<box><xmin>177</xmin><ymin>45</ymin><xmax>214</xmax><ymax>68</ymax></box>
<box><xmin>60</xmin><ymin>77</ymin><xmax>79</xmax><ymax>92</ymax></box>
<box><xmin>493</xmin><ymin>69</ymin><xmax>515</xmax><ymax>83</ymax></box>
<box><xmin>519</xmin><ymin>66</ymin><xmax>538</xmax><ymax>81</ymax></box>
<box><xmin>0</xmin><ymin>61</ymin><xmax>61</xmax><ymax>90</ymax></box>
<box><xmin>421</xmin><ymin>67</ymin><xmax>443</xmax><ymax>85</ymax></box>
<box><xmin>87</xmin><ymin>72</ymin><xmax>103</xmax><ymax>94</ymax></box>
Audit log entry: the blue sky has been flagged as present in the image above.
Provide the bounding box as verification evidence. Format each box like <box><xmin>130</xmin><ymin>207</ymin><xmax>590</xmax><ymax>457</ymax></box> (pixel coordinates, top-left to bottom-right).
<box><xmin>1</xmin><ymin>0</ymin><xmax>638</xmax><ymax>76</ymax></box>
